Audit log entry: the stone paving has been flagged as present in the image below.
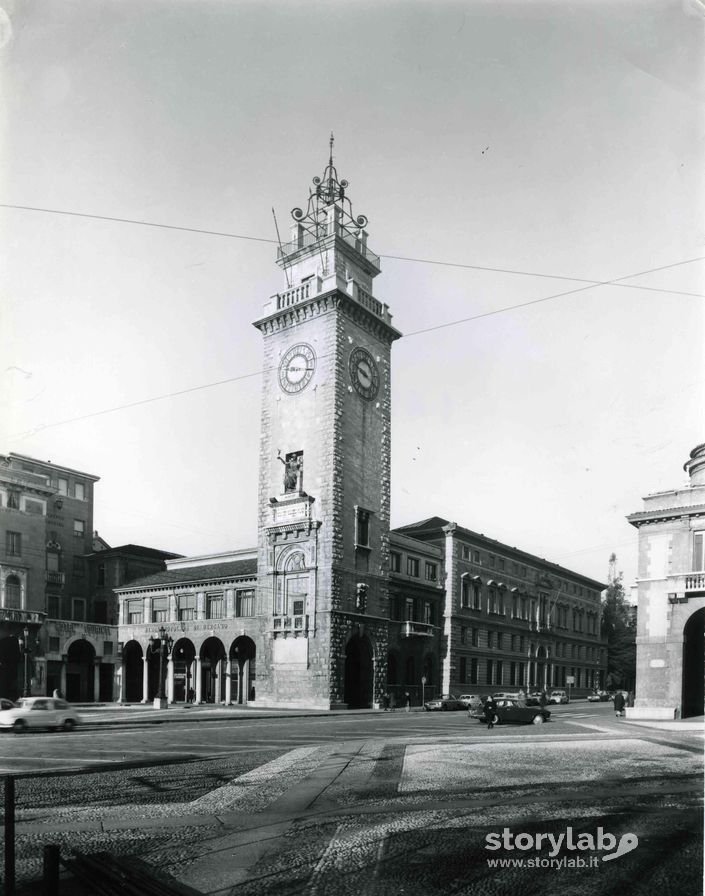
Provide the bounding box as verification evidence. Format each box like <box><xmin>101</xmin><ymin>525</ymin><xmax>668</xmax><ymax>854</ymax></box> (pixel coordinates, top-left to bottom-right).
<box><xmin>9</xmin><ymin>714</ymin><xmax>704</xmax><ymax>896</ymax></box>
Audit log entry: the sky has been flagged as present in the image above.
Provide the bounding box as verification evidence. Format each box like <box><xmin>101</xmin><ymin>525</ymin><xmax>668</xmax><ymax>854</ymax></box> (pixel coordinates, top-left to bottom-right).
<box><xmin>1</xmin><ymin>0</ymin><xmax>704</xmax><ymax>591</ymax></box>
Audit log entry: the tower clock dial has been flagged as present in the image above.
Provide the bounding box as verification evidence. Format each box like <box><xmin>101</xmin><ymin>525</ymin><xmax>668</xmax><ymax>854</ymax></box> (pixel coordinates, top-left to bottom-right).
<box><xmin>279</xmin><ymin>343</ymin><xmax>316</xmax><ymax>394</ymax></box>
<box><xmin>349</xmin><ymin>347</ymin><xmax>380</xmax><ymax>400</ymax></box>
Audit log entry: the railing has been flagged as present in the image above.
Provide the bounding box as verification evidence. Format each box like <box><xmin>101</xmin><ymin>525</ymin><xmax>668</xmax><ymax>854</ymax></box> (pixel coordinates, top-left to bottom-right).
<box><xmin>685</xmin><ymin>573</ymin><xmax>705</xmax><ymax>591</ymax></box>
<box><xmin>351</xmin><ymin>282</ymin><xmax>384</xmax><ymax>318</ymax></box>
<box><xmin>276</xmin><ymin>280</ymin><xmax>311</xmax><ymax>310</ymax></box>
<box><xmin>277</xmin><ymin>226</ymin><xmax>380</xmax><ymax>268</ymax></box>
<box><xmin>272</xmin><ymin>614</ymin><xmax>309</xmax><ymax>634</ymax></box>
<box><xmin>0</xmin><ymin>608</ymin><xmax>45</xmax><ymax>625</ymax></box>
<box><xmin>46</xmin><ymin>571</ymin><xmax>65</xmax><ymax>585</ymax></box>
<box><xmin>400</xmin><ymin>620</ymin><xmax>434</xmax><ymax>638</ymax></box>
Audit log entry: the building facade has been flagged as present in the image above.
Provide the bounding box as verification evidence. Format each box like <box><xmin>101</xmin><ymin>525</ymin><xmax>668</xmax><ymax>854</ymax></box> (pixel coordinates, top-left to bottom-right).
<box><xmin>394</xmin><ymin>518</ymin><xmax>607</xmax><ymax>699</ymax></box>
<box><xmin>627</xmin><ymin>443</ymin><xmax>705</xmax><ymax>719</ymax></box>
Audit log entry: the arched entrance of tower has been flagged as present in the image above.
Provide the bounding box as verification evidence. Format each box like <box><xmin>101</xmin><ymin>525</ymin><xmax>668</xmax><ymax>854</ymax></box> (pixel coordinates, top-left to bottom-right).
<box><xmin>231</xmin><ymin>636</ymin><xmax>256</xmax><ymax>704</ymax></box>
<box><xmin>200</xmin><ymin>637</ymin><xmax>227</xmax><ymax>704</ymax></box>
<box><xmin>344</xmin><ymin>632</ymin><xmax>373</xmax><ymax>709</ymax></box>
<box><xmin>682</xmin><ymin>607</ymin><xmax>704</xmax><ymax>718</ymax></box>
<box><xmin>122</xmin><ymin>640</ymin><xmax>144</xmax><ymax>703</ymax></box>
<box><xmin>172</xmin><ymin>638</ymin><xmax>196</xmax><ymax>703</ymax></box>
<box><xmin>0</xmin><ymin>637</ymin><xmax>20</xmax><ymax>700</ymax></box>
<box><xmin>66</xmin><ymin>639</ymin><xmax>96</xmax><ymax>702</ymax></box>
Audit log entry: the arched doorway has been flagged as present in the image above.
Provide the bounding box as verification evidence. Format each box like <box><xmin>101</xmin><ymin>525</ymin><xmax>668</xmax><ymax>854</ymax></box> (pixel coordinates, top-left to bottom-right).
<box><xmin>0</xmin><ymin>637</ymin><xmax>20</xmax><ymax>700</ymax></box>
<box><xmin>200</xmin><ymin>637</ymin><xmax>226</xmax><ymax>703</ymax></box>
<box><xmin>231</xmin><ymin>636</ymin><xmax>256</xmax><ymax>704</ymax></box>
<box><xmin>344</xmin><ymin>633</ymin><xmax>373</xmax><ymax>709</ymax></box>
<box><xmin>66</xmin><ymin>639</ymin><xmax>96</xmax><ymax>702</ymax></box>
<box><xmin>123</xmin><ymin>640</ymin><xmax>143</xmax><ymax>702</ymax></box>
<box><xmin>172</xmin><ymin>638</ymin><xmax>196</xmax><ymax>702</ymax></box>
<box><xmin>682</xmin><ymin>607</ymin><xmax>704</xmax><ymax>718</ymax></box>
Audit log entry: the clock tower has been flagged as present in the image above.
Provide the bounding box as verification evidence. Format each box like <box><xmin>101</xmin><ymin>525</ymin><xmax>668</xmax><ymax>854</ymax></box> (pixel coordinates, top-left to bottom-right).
<box><xmin>253</xmin><ymin>142</ymin><xmax>401</xmax><ymax>708</ymax></box>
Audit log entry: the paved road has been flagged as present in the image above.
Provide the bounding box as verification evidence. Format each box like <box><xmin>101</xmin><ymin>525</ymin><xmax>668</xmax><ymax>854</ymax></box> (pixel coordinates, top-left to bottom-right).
<box><xmin>5</xmin><ymin>703</ymin><xmax>703</xmax><ymax>896</ymax></box>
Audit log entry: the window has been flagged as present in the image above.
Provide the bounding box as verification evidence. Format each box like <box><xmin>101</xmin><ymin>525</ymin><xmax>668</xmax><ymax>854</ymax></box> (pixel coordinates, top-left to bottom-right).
<box><xmin>152</xmin><ymin>597</ymin><xmax>169</xmax><ymax>622</ymax></box>
<box><xmin>471</xmin><ymin>628</ymin><xmax>479</xmax><ymax>647</ymax></box>
<box><xmin>355</xmin><ymin>507</ymin><xmax>371</xmax><ymax>548</ymax></box>
<box><xmin>694</xmin><ymin>532</ymin><xmax>704</xmax><ymax>571</ymax></box>
<box><xmin>207</xmin><ymin>593</ymin><xmax>224</xmax><ymax>619</ymax></box>
<box><xmin>473</xmin><ymin>550</ymin><xmax>480</xmax><ymax>563</ymax></box>
<box><xmin>488</xmin><ymin>555</ymin><xmax>495</xmax><ymax>568</ymax></box>
<box><xmin>74</xmin><ymin>482</ymin><xmax>85</xmax><ymax>501</ymax></box>
<box><xmin>488</xmin><ymin>586</ymin><xmax>497</xmax><ymax>614</ymax></box>
<box><xmin>405</xmin><ymin>597</ymin><xmax>415</xmax><ymax>621</ymax></box>
<box><xmin>49</xmin><ymin>637</ymin><xmax>60</xmax><ymax>652</ymax></box>
<box><xmin>57</xmin><ymin>478</ymin><xmax>68</xmax><ymax>496</ymax></box>
<box><xmin>72</xmin><ymin>598</ymin><xmax>86</xmax><ymax>621</ymax></box>
<box><xmin>127</xmin><ymin>599</ymin><xmax>143</xmax><ymax>624</ymax></box>
<box><xmin>498</xmin><ymin>558</ymin><xmax>505</xmax><ymax>571</ymax></box>
<box><xmin>470</xmin><ymin>657</ymin><xmax>478</xmax><ymax>685</ymax></box>
<box><xmin>236</xmin><ymin>589</ymin><xmax>255</xmax><ymax>617</ymax></box>
<box><xmin>390</xmin><ymin>552</ymin><xmax>401</xmax><ymax>573</ymax></box>
<box><xmin>487</xmin><ymin>631</ymin><xmax>494</xmax><ymax>649</ymax></box>
<box><xmin>103</xmin><ymin>640</ymin><xmax>113</xmax><ymax>655</ymax></box>
<box><xmin>496</xmin><ymin>660</ymin><xmax>503</xmax><ymax>685</ymax></box>
<box><xmin>94</xmin><ymin>601</ymin><xmax>108</xmax><ymax>623</ymax></box>
<box><xmin>47</xmin><ymin>595</ymin><xmax>60</xmax><ymax>618</ymax></box>
<box><xmin>6</xmin><ymin>531</ymin><xmax>21</xmax><ymax>555</ymax></box>
<box><xmin>460</xmin><ymin>656</ymin><xmax>467</xmax><ymax>683</ymax></box>
<box><xmin>424</xmin><ymin>562</ymin><xmax>437</xmax><ymax>582</ymax></box>
<box><xmin>497</xmin><ymin>633</ymin><xmax>503</xmax><ymax>650</ymax></box>
<box><xmin>73</xmin><ymin>557</ymin><xmax>84</xmax><ymax>577</ymax></box>
<box><xmin>487</xmin><ymin>659</ymin><xmax>494</xmax><ymax>685</ymax></box>
<box><xmin>5</xmin><ymin>575</ymin><xmax>21</xmax><ymax>608</ymax></box>
<box><xmin>24</xmin><ymin>498</ymin><xmax>44</xmax><ymax>515</ymax></box>
<box><xmin>97</xmin><ymin>563</ymin><xmax>105</xmax><ymax>587</ymax></box>
<box><xmin>406</xmin><ymin>557</ymin><xmax>419</xmax><ymax>577</ymax></box>
<box><xmin>461</xmin><ymin>578</ymin><xmax>470</xmax><ymax>609</ymax></box>
<box><xmin>7</xmin><ymin>491</ymin><xmax>20</xmax><ymax>509</ymax></box>
<box><xmin>462</xmin><ymin>546</ymin><xmax>471</xmax><ymax>560</ymax></box>
<box><xmin>73</xmin><ymin>519</ymin><xmax>85</xmax><ymax>537</ymax></box>
<box><xmin>178</xmin><ymin>595</ymin><xmax>196</xmax><ymax>621</ymax></box>
<box><xmin>424</xmin><ymin>602</ymin><xmax>433</xmax><ymax>625</ymax></box>
<box><xmin>472</xmin><ymin>581</ymin><xmax>481</xmax><ymax>609</ymax></box>
<box><xmin>47</xmin><ymin>551</ymin><xmax>60</xmax><ymax>572</ymax></box>
<box><xmin>460</xmin><ymin>626</ymin><xmax>466</xmax><ymax>645</ymax></box>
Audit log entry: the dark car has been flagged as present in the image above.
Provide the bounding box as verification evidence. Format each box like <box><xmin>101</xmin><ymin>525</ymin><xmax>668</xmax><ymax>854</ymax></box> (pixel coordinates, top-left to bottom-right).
<box><xmin>0</xmin><ymin>699</ymin><xmax>16</xmax><ymax>711</ymax></box>
<box><xmin>424</xmin><ymin>694</ymin><xmax>466</xmax><ymax>711</ymax></box>
<box><xmin>471</xmin><ymin>698</ymin><xmax>551</xmax><ymax>726</ymax></box>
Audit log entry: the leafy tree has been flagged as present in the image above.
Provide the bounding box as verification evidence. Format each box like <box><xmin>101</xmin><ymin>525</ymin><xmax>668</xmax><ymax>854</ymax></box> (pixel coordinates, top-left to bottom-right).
<box><xmin>601</xmin><ymin>553</ymin><xmax>636</xmax><ymax>691</ymax></box>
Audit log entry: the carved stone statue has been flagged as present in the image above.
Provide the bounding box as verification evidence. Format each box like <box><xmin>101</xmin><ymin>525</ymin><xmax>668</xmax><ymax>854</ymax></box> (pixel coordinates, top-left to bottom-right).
<box><xmin>278</xmin><ymin>450</ymin><xmax>303</xmax><ymax>493</ymax></box>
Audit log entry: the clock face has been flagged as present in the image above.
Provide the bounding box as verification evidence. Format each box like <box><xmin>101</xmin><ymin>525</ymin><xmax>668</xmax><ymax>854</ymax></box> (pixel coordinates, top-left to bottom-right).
<box><xmin>349</xmin><ymin>347</ymin><xmax>380</xmax><ymax>401</ymax></box>
<box><xmin>279</xmin><ymin>343</ymin><xmax>316</xmax><ymax>394</ymax></box>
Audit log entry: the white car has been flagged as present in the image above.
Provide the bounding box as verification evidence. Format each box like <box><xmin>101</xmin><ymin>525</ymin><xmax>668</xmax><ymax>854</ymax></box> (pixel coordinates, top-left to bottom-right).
<box><xmin>0</xmin><ymin>697</ymin><xmax>81</xmax><ymax>733</ymax></box>
<box><xmin>458</xmin><ymin>694</ymin><xmax>483</xmax><ymax>709</ymax></box>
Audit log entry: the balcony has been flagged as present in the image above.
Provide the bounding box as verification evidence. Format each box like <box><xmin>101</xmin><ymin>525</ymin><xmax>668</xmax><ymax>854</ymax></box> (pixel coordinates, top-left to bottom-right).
<box><xmin>272</xmin><ymin>614</ymin><xmax>309</xmax><ymax>636</ymax></box>
<box><xmin>666</xmin><ymin>570</ymin><xmax>705</xmax><ymax>601</ymax></box>
<box><xmin>46</xmin><ymin>571</ymin><xmax>65</xmax><ymax>586</ymax></box>
<box><xmin>0</xmin><ymin>608</ymin><xmax>45</xmax><ymax>625</ymax></box>
<box><xmin>685</xmin><ymin>573</ymin><xmax>705</xmax><ymax>592</ymax></box>
<box><xmin>400</xmin><ymin>620</ymin><xmax>434</xmax><ymax>638</ymax></box>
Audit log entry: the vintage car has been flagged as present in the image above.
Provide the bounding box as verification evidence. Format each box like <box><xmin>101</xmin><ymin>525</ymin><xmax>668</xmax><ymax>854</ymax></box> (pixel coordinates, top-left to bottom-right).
<box><xmin>0</xmin><ymin>697</ymin><xmax>81</xmax><ymax>732</ymax></box>
<box><xmin>471</xmin><ymin>698</ymin><xmax>551</xmax><ymax>725</ymax></box>
<box><xmin>548</xmin><ymin>689</ymin><xmax>569</xmax><ymax>704</ymax></box>
<box><xmin>424</xmin><ymin>694</ymin><xmax>466</xmax><ymax>711</ymax></box>
<box><xmin>587</xmin><ymin>691</ymin><xmax>611</xmax><ymax>702</ymax></box>
<box><xmin>458</xmin><ymin>694</ymin><xmax>483</xmax><ymax>710</ymax></box>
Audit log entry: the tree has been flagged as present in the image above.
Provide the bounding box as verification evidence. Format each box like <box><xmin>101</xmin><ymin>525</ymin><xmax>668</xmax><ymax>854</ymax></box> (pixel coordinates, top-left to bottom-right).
<box><xmin>601</xmin><ymin>553</ymin><xmax>636</xmax><ymax>691</ymax></box>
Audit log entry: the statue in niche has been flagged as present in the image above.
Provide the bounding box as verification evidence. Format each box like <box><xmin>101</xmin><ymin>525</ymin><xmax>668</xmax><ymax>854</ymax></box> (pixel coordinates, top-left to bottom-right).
<box><xmin>277</xmin><ymin>450</ymin><xmax>303</xmax><ymax>494</ymax></box>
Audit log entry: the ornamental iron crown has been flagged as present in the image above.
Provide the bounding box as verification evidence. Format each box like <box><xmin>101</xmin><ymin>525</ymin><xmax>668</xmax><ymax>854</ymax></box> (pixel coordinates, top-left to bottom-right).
<box><xmin>291</xmin><ymin>134</ymin><xmax>369</xmax><ymax>240</ymax></box>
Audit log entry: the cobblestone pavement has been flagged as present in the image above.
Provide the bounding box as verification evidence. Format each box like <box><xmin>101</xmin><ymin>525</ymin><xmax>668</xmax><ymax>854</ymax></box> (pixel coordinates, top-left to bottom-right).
<box><xmin>10</xmin><ymin>718</ymin><xmax>704</xmax><ymax>896</ymax></box>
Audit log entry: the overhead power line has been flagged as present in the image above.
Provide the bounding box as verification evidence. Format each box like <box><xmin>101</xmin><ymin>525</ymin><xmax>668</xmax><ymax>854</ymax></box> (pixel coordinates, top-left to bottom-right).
<box><xmin>2</xmin><ymin>202</ymin><xmax>704</xmax><ymax>300</ymax></box>
<box><xmin>7</xmin><ymin>253</ymin><xmax>703</xmax><ymax>443</ymax></box>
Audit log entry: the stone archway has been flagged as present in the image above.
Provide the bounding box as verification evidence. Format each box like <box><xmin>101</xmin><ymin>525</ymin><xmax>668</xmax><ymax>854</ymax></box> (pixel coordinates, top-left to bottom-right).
<box><xmin>171</xmin><ymin>638</ymin><xmax>196</xmax><ymax>703</ymax></box>
<box><xmin>682</xmin><ymin>607</ymin><xmax>704</xmax><ymax>718</ymax></box>
<box><xmin>231</xmin><ymin>636</ymin><xmax>256</xmax><ymax>704</ymax></box>
<box><xmin>344</xmin><ymin>633</ymin><xmax>373</xmax><ymax>709</ymax></box>
<box><xmin>122</xmin><ymin>640</ymin><xmax>144</xmax><ymax>703</ymax></box>
<box><xmin>200</xmin><ymin>637</ymin><xmax>227</xmax><ymax>704</ymax></box>
<box><xmin>66</xmin><ymin>639</ymin><xmax>96</xmax><ymax>702</ymax></box>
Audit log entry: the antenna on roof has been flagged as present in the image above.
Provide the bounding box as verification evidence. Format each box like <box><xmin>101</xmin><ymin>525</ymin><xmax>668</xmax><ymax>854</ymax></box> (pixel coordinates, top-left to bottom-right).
<box><xmin>272</xmin><ymin>207</ymin><xmax>292</xmax><ymax>289</ymax></box>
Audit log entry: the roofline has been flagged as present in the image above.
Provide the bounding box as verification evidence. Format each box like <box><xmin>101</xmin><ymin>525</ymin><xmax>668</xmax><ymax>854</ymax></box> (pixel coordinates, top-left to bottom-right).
<box><xmin>9</xmin><ymin>452</ymin><xmax>100</xmax><ymax>482</ymax></box>
<box><xmin>115</xmin><ymin>571</ymin><xmax>257</xmax><ymax>594</ymax></box>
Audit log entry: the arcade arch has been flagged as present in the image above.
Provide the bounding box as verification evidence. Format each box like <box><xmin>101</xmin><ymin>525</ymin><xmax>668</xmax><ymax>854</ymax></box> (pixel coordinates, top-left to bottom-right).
<box><xmin>682</xmin><ymin>607</ymin><xmax>704</xmax><ymax>719</ymax></box>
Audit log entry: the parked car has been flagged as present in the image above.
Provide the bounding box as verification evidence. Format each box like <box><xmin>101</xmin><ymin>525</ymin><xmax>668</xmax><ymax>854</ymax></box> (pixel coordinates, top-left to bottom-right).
<box><xmin>548</xmin><ymin>690</ymin><xmax>569</xmax><ymax>704</ymax></box>
<box><xmin>424</xmin><ymin>694</ymin><xmax>466</xmax><ymax>711</ymax></box>
<box><xmin>492</xmin><ymin>692</ymin><xmax>520</xmax><ymax>701</ymax></box>
<box><xmin>0</xmin><ymin>697</ymin><xmax>81</xmax><ymax>733</ymax></box>
<box><xmin>526</xmin><ymin>691</ymin><xmax>546</xmax><ymax>706</ymax></box>
<box><xmin>458</xmin><ymin>694</ymin><xmax>483</xmax><ymax>709</ymax></box>
<box><xmin>0</xmin><ymin>699</ymin><xmax>16</xmax><ymax>711</ymax></box>
<box><xmin>587</xmin><ymin>691</ymin><xmax>611</xmax><ymax>702</ymax></box>
<box><xmin>471</xmin><ymin>698</ymin><xmax>551</xmax><ymax>726</ymax></box>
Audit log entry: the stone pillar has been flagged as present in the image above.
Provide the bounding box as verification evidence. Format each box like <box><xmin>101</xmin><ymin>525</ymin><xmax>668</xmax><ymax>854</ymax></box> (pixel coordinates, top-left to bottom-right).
<box><xmin>118</xmin><ymin>660</ymin><xmax>125</xmax><ymax>703</ymax></box>
<box><xmin>225</xmin><ymin>658</ymin><xmax>232</xmax><ymax>704</ymax></box>
<box><xmin>60</xmin><ymin>658</ymin><xmax>67</xmax><ymax>698</ymax></box>
<box><xmin>93</xmin><ymin>662</ymin><xmax>100</xmax><ymax>702</ymax></box>
<box><xmin>142</xmin><ymin>656</ymin><xmax>149</xmax><ymax>703</ymax></box>
<box><xmin>167</xmin><ymin>657</ymin><xmax>174</xmax><ymax>703</ymax></box>
<box><xmin>242</xmin><ymin>660</ymin><xmax>249</xmax><ymax>705</ymax></box>
<box><xmin>215</xmin><ymin>659</ymin><xmax>222</xmax><ymax>704</ymax></box>
<box><xmin>194</xmin><ymin>657</ymin><xmax>202</xmax><ymax>704</ymax></box>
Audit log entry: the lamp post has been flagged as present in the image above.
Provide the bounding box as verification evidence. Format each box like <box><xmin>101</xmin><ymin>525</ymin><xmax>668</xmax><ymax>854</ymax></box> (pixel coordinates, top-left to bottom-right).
<box><xmin>149</xmin><ymin>626</ymin><xmax>173</xmax><ymax>709</ymax></box>
<box><xmin>17</xmin><ymin>627</ymin><xmax>32</xmax><ymax>698</ymax></box>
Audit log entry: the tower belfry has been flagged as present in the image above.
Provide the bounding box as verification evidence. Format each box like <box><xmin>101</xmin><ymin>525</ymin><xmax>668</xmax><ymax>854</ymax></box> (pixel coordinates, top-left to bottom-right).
<box><xmin>253</xmin><ymin>146</ymin><xmax>401</xmax><ymax>709</ymax></box>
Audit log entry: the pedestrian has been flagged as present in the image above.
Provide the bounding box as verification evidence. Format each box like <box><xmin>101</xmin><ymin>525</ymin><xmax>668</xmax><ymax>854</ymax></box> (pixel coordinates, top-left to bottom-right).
<box><xmin>382</xmin><ymin>692</ymin><xmax>390</xmax><ymax>711</ymax></box>
<box><xmin>614</xmin><ymin>691</ymin><xmax>626</xmax><ymax>718</ymax></box>
<box><xmin>404</xmin><ymin>691</ymin><xmax>411</xmax><ymax>712</ymax></box>
<box><xmin>540</xmin><ymin>689</ymin><xmax>547</xmax><ymax>708</ymax></box>
<box><xmin>518</xmin><ymin>689</ymin><xmax>526</xmax><ymax>705</ymax></box>
<box><xmin>389</xmin><ymin>692</ymin><xmax>396</xmax><ymax>712</ymax></box>
<box><xmin>187</xmin><ymin>687</ymin><xmax>195</xmax><ymax>704</ymax></box>
<box><xmin>484</xmin><ymin>696</ymin><xmax>497</xmax><ymax>729</ymax></box>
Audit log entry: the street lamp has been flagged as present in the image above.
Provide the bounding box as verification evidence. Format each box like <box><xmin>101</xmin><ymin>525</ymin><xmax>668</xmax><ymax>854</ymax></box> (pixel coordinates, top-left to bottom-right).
<box><xmin>17</xmin><ymin>626</ymin><xmax>32</xmax><ymax>698</ymax></box>
<box><xmin>148</xmin><ymin>626</ymin><xmax>174</xmax><ymax>709</ymax></box>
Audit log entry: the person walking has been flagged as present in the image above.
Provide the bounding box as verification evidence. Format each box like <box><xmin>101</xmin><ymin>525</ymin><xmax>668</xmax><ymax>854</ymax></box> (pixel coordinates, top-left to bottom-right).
<box><xmin>382</xmin><ymin>692</ymin><xmax>390</xmax><ymax>711</ymax></box>
<box><xmin>614</xmin><ymin>691</ymin><xmax>626</xmax><ymax>718</ymax></box>
<box><xmin>484</xmin><ymin>696</ymin><xmax>497</xmax><ymax>730</ymax></box>
<box><xmin>404</xmin><ymin>691</ymin><xmax>411</xmax><ymax>712</ymax></box>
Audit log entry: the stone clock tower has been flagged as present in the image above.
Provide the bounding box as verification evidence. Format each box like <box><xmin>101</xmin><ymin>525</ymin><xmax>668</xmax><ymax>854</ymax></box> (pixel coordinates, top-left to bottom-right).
<box><xmin>253</xmin><ymin>143</ymin><xmax>401</xmax><ymax>708</ymax></box>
